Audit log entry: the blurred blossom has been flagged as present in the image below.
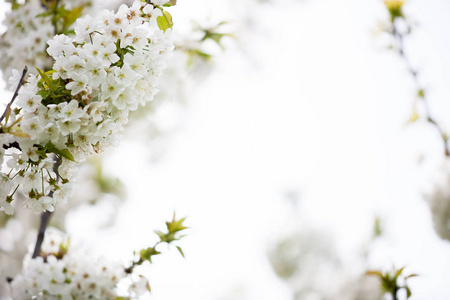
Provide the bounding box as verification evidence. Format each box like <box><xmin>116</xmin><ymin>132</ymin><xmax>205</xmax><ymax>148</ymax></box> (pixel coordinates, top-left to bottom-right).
<box><xmin>332</xmin><ymin>277</ymin><xmax>382</xmax><ymax>300</ymax></box>
<box><xmin>0</xmin><ymin>219</ymin><xmax>23</xmax><ymax>253</ymax></box>
<box><xmin>268</xmin><ymin>227</ymin><xmax>344</xmax><ymax>299</ymax></box>
<box><xmin>269</xmin><ymin>226</ymin><xmax>383</xmax><ymax>300</ymax></box>
<box><xmin>427</xmin><ymin>164</ymin><xmax>450</xmax><ymax>241</ymax></box>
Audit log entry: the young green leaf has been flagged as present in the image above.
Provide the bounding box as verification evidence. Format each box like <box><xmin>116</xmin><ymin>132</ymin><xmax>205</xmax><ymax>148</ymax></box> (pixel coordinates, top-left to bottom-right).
<box><xmin>157</xmin><ymin>11</ymin><xmax>173</xmax><ymax>32</ymax></box>
<box><xmin>62</xmin><ymin>6</ymin><xmax>84</xmax><ymax>30</ymax></box>
<box><xmin>405</xmin><ymin>286</ymin><xmax>412</xmax><ymax>298</ymax></box>
<box><xmin>140</xmin><ymin>247</ymin><xmax>161</xmax><ymax>263</ymax></box>
<box><xmin>36</xmin><ymin>67</ymin><xmax>53</xmax><ymax>90</ymax></box>
<box><xmin>365</xmin><ymin>270</ymin><xmax>382</xmax><ymax>277</ymax></box>
<box><xmin>163</xmin><ymin>0</ymin><xmax>177</xmax><ymax>7</ymax></box>
<box><xmin>176</xmin><ymin>246</ymin><xmax>185</xmax><ymax>258</ymax></box>
<box><xmin>395</xmin><ymin>267</ymin><xmax>404</xmax><ymax>279</ymax></box>
<box><xmin>9</xmin><ymin>131</ymin><xmax>30</xmax><ymax>138</ymax></box>
<box><xmin>44</xmin><ymin>142</ymin><xmax>75</xmax><ymax>162</ymax></box>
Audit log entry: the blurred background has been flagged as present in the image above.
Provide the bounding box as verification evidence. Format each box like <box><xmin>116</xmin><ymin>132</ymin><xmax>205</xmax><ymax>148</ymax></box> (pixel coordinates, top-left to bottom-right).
<box><xmin>2</xmin><ymin>0</ymin><xmax>450</xmax><ymax>299</ymax></box>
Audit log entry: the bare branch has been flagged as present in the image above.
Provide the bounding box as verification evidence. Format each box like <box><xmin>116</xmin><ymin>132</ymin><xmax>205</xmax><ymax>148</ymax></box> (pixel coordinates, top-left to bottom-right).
<box><xmin>0</xmin><ymin>66</ymin><xmax>28</xmax><ymax>124</ymax></box>
<box><xmin>31</xmin><ymin>157</ymin><xmax>61</xmax><ymax>259</ymax></box>
<box><xmin>32</xmin><ymin>210</ymin><xmax>53</xmax><ymax>258</ymax></box>
<box><xmin>392</xmin><ymin>27</ymin><xmax>450</xmax><ymax>157</ymax></box>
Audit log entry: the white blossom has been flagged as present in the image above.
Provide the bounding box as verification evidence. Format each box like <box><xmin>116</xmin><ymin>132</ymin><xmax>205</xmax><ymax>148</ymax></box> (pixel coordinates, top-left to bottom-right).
<box><xmin>0</xmin><ymin>0</ymin><xmax>174</xmax><ymax>214</ymax></box>
<box><xmin>10</xmin><ymin>229</ymin><xmax>131</xmax><ymax>299</ymax></box>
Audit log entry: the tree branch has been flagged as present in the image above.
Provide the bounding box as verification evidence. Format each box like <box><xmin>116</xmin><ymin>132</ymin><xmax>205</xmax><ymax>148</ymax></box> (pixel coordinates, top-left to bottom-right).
<box><xmin>393</xmin><ymin>26</ymin><xmax>450</xmax><ymax>157</ymax></box>
<box><xmin>2</xmin><ymin>141</ymin><xmax>21</xmax><ymax>150</ymax></box>
<box><xmin>0</xmin><ymin>66</ymin><xmax>27</xmax><ymax>124</ymax></box>
<box><xmin>31</xmin><ymin>210</ymin><xmax>53</xmax><ymax>258</ymax></box>
<box><xmin>31</xmin><ymin>157</ymin><xmax>61</xmax><ymax>259</ymax></box>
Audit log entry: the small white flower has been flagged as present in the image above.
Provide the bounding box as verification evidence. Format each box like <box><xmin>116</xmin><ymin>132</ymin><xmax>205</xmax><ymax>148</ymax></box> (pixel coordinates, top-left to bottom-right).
<box><xmin>16</xmin><ymin>90</ymin><xmax>42</xmax><ymax>113</ymax></box>
<box><xmin>128</xmin><ymin>276</ymin><xmax>150</xmax><ymax>296</ymax></box>
<box><xmin>20</xmin><ymin>115</ymin><xmax>44</xmax><ymax>137</ymax></box>
<box><xmin>57</xmin><ymin>118</ymin><xmax>81</xmax><ymax>136</ymax></box>
<box><xmin>74</xmin><ymin>15</ymin><xmax>96</xmax><ymax>42</ymax></box>
<box><xmin>99</xmin><ymin>43</ymin><xmax>120</xmax><ymax>64</ymax></box>
<box><xmin>62</xmin><ymin>55</ymin><xmax>87</xmax><ymax>78</ymax></box>
<box><xmin>47</xmin><ymin>34</ymin><xmax>75</xmax><ymax>58</ymax></box>
<box><xmin>66</xmin><ymin>75</ymin><xmax>89</xmax><ymax>96</ymax></box>
<box><xmin>8</xmin><ymin>69</ymin><xmax>21</xmax><ymax>91</ymax></box>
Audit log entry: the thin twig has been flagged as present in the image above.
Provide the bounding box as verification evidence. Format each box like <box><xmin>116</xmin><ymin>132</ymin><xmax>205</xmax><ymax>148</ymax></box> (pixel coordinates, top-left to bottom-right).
<box><xmin>392</xmin><ymin>288</ymin><xmax>398</xmax><ymax>300</ymax></box>
<box><xmin>0</xmin><ymin>66</ymin><xmax>28</xmax><ymax>124</ymax></box>
<box><xmin>393</xmin><ymin>26</ymin><xmax>450</xmax><ymax>157</ymax></box>
<box><xmin>145</xmin><ymin>0</ymin><xmax>156</xmax><ymax>7</ymax></box>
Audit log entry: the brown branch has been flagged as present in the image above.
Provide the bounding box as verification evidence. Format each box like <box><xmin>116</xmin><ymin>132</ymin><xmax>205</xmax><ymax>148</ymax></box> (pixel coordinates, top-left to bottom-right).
<box><xmin>0</xmin><ymin>66</ymin><xmax>28</xmax><ymax>124</ymax></box>
<box><xmin>145</xmin><ymin>0</ymin><xmax>156</xmax><ymax>7</ymax></box>
<box><xmin>2</xmin><ymin>141</ymin><xmax>21</xmax><ymax>150</ymax></box>
<box><xmin>31</xmin><ymin>157</ymin><xmax>61</xmax><ymax>259</ymax></box>
<box><xmin>32</xmin><ymin>210</ymin><xmax>53</xmax><ymax>258</ymax></box>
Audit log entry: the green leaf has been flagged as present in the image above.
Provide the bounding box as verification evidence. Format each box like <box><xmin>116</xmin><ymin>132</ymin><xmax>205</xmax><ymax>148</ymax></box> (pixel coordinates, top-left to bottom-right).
<box><xmin>36</xmin><ymin>67</ymin><xmax>53</xmax><ymax>90</ymax></box>
<box><xmin>9</xmin><ymin>131</ymin><xmax>30</xmax><ymax>138</ymax></box>
<box><xmin>176</xmin><ymin>246</ymin><xmax>185</xmax><ymax>258</ymax></box>
<box><xmin>157</xmin><ymin>11</ymin><xmax>173</xmax><ymax>32</ymax></box>
<box><xmin>395</xmin><ymin>267</ymin><xmax>404</xmax><ymax>279</ymax></box>
<box><xmin>140</xmin><ymin>247</ymin><xmax>161</xmax><ymax>263</ymax></box>
<box><xmin>43</xmin><ymin>142</ymin><xmax>75</xmax><ymax>162</ymax></box>
<box><xmin>405</xmin><ymin>274</ymin><xmax>419</xmax><ymax>279</ymax></box>
<box><xmin>163</xmin><ymin>0</ymin><xmax>177</xmax><ymax>7</ymax></box>
<box><xmin>62</xmin><ymin>6</ymin><xmax>84</xmax><ymax>29</ymax></box>
<box><xmin>365</xmin><ymin>270</ymin><xmax>382</xmax><ymax>277</ymax></box>
<box><xmin>166</xmin><ymin>215</ymin><xmax>188</xmax><ymax>233</ymax></box>
<box><xmin>384</xmin><ymin>0</ymin><xmax>405</xmax><ymax>22</ymax></box>
<box><xmin>36</xmin><ymin>11</ymin><xmax>53</xmax><ymax>18</ymax></box>
<box><xmin>202</xmin><ymin>32</ymin><xmax>229</xmax><ymax>49</ymax></box>
<box><xmin>404</xmin><ymin>285</ymin><xmax>412</xmax><ymax>298</ymax></box>
<box><xmin>58</xmin><ymin>148</ymin><xmax>75</xmax><ymax>161</ymax></box>
<box><xmin>3</xmin><ymin>106</ymin><xmax>11</xmax><ymax>124</ymax></box>
<box><xmin>37</xmin><ymin>90</ymin><xmax>50</xmax><ymax>100</ymax></box>
<box><xmin>408</xmin><ymin>110</ymin><xmax>419</xmax><ymax>123</ymax></box>
<box><xmin>191</xmin><ymin>50</ymin><xmax>212</xmax><ymax>59</ymax></box>
<box><xmin>417</xmin><ymin>89</ymin><xmax>425</xmax><ymax>98</ymax></box>
<box><xmin>154</xmin><ymin>230</ymin><xmax>166</xmax><ymax>240</ymax></box>
<box><xmin>11</xmin><ymin>0</ymin><xmax>20</xmax><ymax>10</ymax></box>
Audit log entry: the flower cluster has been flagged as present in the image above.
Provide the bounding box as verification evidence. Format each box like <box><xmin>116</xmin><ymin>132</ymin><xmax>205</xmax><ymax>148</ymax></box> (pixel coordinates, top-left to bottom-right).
<box><xmin>0</xmin><ymin>0</ymin><xmax>93</xmax><ymax>82</ymax></box>
<box><xmin>9</xmin><ymin>228</ymin><xmax>148</xmax><ymax>300</ymax></box>
<box><xmin>0</xmin><ymin>0</ymin><xmax>174</xmax><ymax>215</ymax></box>
<box><xmin>8</xmin><ymin>213</ymin><xmax>187</xmax><ymax>300</ymax></box>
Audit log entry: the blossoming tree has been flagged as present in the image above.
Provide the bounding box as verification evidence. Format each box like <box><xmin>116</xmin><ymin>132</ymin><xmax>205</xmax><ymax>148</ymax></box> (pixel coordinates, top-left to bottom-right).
<box><xmin>0</xmin><ymin>0</ymin><xmax>196</xmax><ymax>298</ymax></box>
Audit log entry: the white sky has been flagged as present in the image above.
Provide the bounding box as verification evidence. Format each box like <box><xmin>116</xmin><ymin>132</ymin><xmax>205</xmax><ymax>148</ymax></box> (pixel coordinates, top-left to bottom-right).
<box><xmin>2</xmin><ymin>0</ymin><xmax>450</xmax><ymax>299</ymax></box>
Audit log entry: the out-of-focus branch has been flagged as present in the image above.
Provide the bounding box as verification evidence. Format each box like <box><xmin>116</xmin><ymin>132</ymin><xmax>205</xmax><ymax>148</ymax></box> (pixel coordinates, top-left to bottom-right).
<box><xmin>393</xmin><ymin>27</ymin><xmax>449</xmax><ymax>156</ymax></box>
<box><xmin>387</xmin><ymin>2</ymin><xmax>450</xmax><ymax>157</ymax></box>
